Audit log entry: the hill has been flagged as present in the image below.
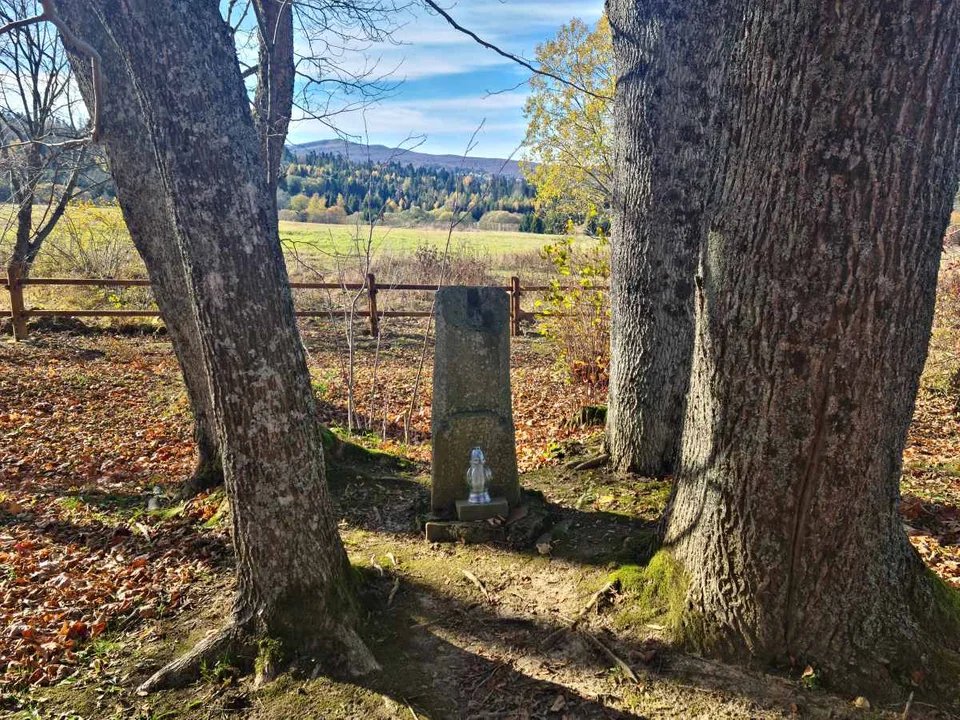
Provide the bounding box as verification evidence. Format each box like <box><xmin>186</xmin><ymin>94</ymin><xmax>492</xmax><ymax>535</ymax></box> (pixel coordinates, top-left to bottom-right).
<box><xmin>279</xmin><ymin>148</ymin><xmax>544</xmax><ymax>229</ymax></box>
<box><xmin>288</xmin><ymin>138</ymin><xmax>525</xmax><ymax>178</ymax></box>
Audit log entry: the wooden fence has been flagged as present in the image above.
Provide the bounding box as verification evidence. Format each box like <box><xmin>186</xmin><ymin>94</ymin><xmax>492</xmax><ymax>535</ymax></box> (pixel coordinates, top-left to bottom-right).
<box><xmin>2</xmin><ymin>263</ymin><xmax>563</xmax><ymax>341</ymax></box>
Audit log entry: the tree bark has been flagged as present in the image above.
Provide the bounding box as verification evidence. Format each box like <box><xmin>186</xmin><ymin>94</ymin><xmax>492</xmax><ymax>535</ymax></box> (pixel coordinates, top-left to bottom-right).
<box><xmin>663</xmin><ymin>0</ymin><xmax>960</xmax><ymax>695</ymax></box>
<box><xmin>62</xmin><ymin>0</ymin><xmax>299</xmax><ymax>494</ymax></box>
<box><xmin>251</xmin><ymin>0</ymin><xmax>294</xmax><ymax>203</ymax></box>
<box><xmin>59</xmin><ymin>9</ymin><xmax>222</xmax><ymax>494</ymax></box>
<box><xmin>56</xmin><ymin>0</ymin><xmax>376</xmax><ymax>684</ymax></box>
<box><xmin>605</xmin><ymin>0</ymin><xmax>713</xmax><ymax>476</ymax></box>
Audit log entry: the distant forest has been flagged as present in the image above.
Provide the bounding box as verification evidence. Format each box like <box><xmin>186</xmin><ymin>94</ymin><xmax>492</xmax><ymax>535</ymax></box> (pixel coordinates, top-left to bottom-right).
<box><xmin>0</xmin><ymin>148</ymin><xmax>607</xmax><ymax>235</ymax></box>
<box><xmin>278</xmin><ymin>150</ymin><xmax>593</xmax><ymax>235</ymax></box>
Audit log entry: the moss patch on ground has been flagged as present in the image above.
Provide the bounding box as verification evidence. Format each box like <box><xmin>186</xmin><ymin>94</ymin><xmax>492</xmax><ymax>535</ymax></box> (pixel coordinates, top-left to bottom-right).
<box><xmin>609</xmin><ymin>550</ymin><xmax>689</xmax><ymax>639</ymax></box>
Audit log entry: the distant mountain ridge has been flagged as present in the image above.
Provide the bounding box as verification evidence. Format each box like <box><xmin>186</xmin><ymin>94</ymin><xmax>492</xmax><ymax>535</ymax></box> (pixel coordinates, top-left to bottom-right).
<box><xmin>288</xmin><ymin>139</ymin><xmax>525</xmax><ymax>179</ymax></box>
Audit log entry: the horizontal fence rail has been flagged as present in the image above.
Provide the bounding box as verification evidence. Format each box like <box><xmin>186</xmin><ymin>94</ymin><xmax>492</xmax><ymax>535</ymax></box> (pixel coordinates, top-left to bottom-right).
<box><xmin>3</xmin><ymin>263</ymin><xmax>606</xmax><ymax>341</ymax></box>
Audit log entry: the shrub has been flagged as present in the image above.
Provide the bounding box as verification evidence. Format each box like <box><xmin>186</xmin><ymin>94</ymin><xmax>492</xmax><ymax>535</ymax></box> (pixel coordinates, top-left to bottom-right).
<box><xmin>535</xmin><ymin>227</ymin><xmax>610</xmax><ymax>394</ymax></box>
<box><xmin>278</xmin><ymin>209</ymin><xmax>303</xmax><ymax>222</ymax></box>
<box><xmin>406</xmin><ymin>243</ymin><xmax>490</xmax><ymax>287</ymax></box>
<box><xmin>23</xmin><ymin>202</ymin><xmax>155</xmax><ymax>313</ymax></box>
<box><xmin>33</xmin><ymin>202</ymin><xmax>140</xmax><ymax>279</ymax></box>
<box><xmin>288</xmin><ymin>194</ymin><xmax>310</xmax><ymax>213</ymax></box>
<box><xmin>477</xmin><ymin>210</ymin><xmax>523</xmax><ymax>230</ymax></box>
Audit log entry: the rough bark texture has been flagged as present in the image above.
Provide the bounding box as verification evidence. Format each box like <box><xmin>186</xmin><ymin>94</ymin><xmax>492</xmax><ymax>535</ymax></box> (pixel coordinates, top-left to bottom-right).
<box><xmin>251</xmin><ymin>0</ymin><xmax>294</xmax><ymax>202</ymax></box>
<box><xmin>663</xmin><ymin>0</ymin><xmax>960</xmax><ymax>694</ymax></box>
<box><xmin>62</xmin><ymin>0</ymin><xmax>298</xmax><ymax>492</ymax></box>
<box><xmin>56</xmin><ymin>0</ymin><xmax>375</xmax><ymax>680</ymax></box>
<box><xmin>58</xmin><ymin>9</ymin><xmax>222</xmax><ymax>493</ymax></box>
<box><xmin>605</xmin><ymin>0</ymin><xmax>712</xmax><ymax>476</ymax></box>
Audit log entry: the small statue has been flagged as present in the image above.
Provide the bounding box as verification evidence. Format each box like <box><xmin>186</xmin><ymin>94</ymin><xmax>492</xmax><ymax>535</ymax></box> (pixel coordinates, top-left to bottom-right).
<box><xmin>465</xmin><ymin>447</ymin><xmax>492</xmax><ymax>504</ymax></box>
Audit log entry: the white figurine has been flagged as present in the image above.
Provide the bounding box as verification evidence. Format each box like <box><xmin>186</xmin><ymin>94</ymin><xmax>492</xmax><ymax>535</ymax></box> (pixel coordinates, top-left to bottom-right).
<box><xmin>465</xmin><ymin>447</ymin><xmax>492</xmax><ymax>504</ymax></box>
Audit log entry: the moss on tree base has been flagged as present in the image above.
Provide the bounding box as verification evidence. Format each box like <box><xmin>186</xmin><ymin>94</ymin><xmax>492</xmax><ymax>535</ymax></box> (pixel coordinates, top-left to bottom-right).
<box><xmin>608</xmin><ymin>550</ymin><xmax>688</xmax><ymax>637</ymax></box>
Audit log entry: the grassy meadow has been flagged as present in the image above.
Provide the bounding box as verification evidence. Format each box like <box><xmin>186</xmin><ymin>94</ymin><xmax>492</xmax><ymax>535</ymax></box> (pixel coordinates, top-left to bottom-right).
<box><xmin>0</xmin><ymin>204</ymin><xmax>562</xmax><ymax>314</ymax></box>
<box><xmin>278</xmin><ymin>219</ymin><xmax>557</xmax><ymax>257</ymax></box>
<box><xmin>0</xmin><ymin>204</ymin><xmax>556</xmax><ymax>277</ymax></box>
<box><xmin>0</xmin><ymin>204</ymin><xmax>557</xmax><ymax>272</ymax></box>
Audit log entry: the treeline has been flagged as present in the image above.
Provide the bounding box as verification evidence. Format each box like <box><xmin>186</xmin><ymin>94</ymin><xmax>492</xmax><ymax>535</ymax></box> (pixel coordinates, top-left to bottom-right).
<box><xmin>278</xmin><ymin>150</ymin><xmax>591</xmax><ymax>234</ymax></box>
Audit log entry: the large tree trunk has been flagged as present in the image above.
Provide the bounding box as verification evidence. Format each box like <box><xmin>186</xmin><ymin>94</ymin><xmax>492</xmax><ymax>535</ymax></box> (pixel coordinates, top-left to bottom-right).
<box><xmin>62</xmin><ymin>0</ymin><xmax>298</xmax><ymax>494</ymax></box>
<box><xmin>59</xmin><ymin>11</ymin><xmax>222</xmax><ymax>495</ymax></box>
<box><xmin>251</xmin><ymin>0</ymin><xmax>294</xmax><ymax>202</ymax></box>
<box><xmin>662</xmin><ymin>0</ymin><xmax>960</xmax><ymax>695</ymax></box>
<box><xmin>56</xmin><ymin>0</ymin><xmax>376</xmax><ymax>686</ymax></box>
<box><xmin>605</xmin><ymin>0</ymin><xmax>712</xmax><ymax>476</ymax></box>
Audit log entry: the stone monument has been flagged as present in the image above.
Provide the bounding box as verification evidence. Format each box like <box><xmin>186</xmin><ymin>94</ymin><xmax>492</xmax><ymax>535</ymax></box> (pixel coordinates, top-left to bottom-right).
<box><xmin>431</xmin><ymin>286</ymin><xmax>519</xmax><ymax>519</ymax></box>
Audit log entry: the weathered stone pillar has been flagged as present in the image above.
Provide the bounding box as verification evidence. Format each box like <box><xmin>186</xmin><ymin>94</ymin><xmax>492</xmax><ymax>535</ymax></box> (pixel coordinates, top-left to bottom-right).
<box><xmin>431</xmin><ymin>286</ymin><xmax>519</xmax><ymax>514</ymax></box>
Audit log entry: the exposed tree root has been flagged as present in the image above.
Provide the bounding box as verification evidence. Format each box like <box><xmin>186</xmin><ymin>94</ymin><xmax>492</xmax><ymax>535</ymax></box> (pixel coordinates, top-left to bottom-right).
<box><xmin>138</xmin><ymin>623</ymin><xmax>245</xmax><ymax>693</ymax></box>
<box><xmin>332</xmin><ymin>624</ymin><xmax>381</xmax><ymax>677</ymax></box>
<box><xmin>176</xmin><ymin>459</ymin><xmax>224</xmax><ymax>499</ymax></box>
<box><xmin>138</xmin><ymin>619</ymin><xmax>380</xmax><ymax>693</ymax></box>
<box><xmin>541</xmin><ymin>578</ymin><xmax>618</xmax><ymax>649</ymax></box>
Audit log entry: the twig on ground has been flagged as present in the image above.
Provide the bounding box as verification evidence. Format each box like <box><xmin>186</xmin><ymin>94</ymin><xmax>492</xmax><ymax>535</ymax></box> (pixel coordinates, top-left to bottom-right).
<box><xmin>469</xmin><ymin>663</ymin><xmax>504</xmax><ymax>700</ymax></box>
<box><xmin>572</xmin><ymin>453</ymin><xmax>610</xmax><ymax>471</ymax></box>
<box><xmin>387</xmin><ymin>576</ymin><xmax>400</xmax><ymax>607</ymax></box>
<box><xmin>541</xmin><ymin>579</ymin><xmax>618</xmax><ymax>649</ymax></box>
<box><xmin>461</xmin><ymin>569</ymin><xmax>491</xmax><ymax>601</ymax></box>
<box><xmin>409</xmin><ymin>602</ymin><xmax>480</xmax><ymax>629</ymax></box>
<box><xmin>579</xmin><ymin>630</ymin><xmax>638</xmax><ymax>683</ymax></box>
<box><xmin>902</xmin><ymin>691</ymin><xmax>914</xmax><ymax>720</ymax></box>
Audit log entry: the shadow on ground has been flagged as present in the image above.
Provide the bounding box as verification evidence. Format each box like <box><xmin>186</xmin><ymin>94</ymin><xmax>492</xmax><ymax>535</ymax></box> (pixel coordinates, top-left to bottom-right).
<box><xmin>14</xmin><ymin>452</ymin><xmax>939</xmax><ymax>719</ymax></box>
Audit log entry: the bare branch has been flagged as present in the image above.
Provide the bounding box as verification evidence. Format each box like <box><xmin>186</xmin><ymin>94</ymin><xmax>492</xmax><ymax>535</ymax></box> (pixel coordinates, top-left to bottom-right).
<box><xmin>0</xmin><ymin>1</ymin><xmax>104</xmax><ymax>149</ymax></box>
<box><xmin>420</xmin><ymin>0</ymin><xmax>611</xmax><ymax>101</ymax></box>
<box><xmin>0</xmin><ymin>12</ymin><xmax>44</xmax><ymax>36</ymax></box>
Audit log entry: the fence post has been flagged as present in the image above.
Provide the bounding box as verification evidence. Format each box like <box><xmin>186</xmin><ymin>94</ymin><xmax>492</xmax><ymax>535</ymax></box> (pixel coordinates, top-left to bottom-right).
<box><xmin>510</xmin><ymin>275</ymin><xmax>521</xmax><ymax>337</ymax></box>
<box><xmin>367</xmin><ymin>272</ymin><xmax>379</xmax><ymax>336</ymax></box>
<box><xmin>7</xmin><ymin>262</ymin><xmax>27</xmax><ymax>341</ymax></box>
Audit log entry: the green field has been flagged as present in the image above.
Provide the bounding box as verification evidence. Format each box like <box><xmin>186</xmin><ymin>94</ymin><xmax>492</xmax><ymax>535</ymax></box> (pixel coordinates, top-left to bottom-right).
<box><xmin>0</xmin><ymin>205</ymin><xmax>559</xmax><ymax>271</ymax></box>
<box><xmin>278</xmin><ymin>220</ymin><xmax>557</xmax><ymax>258</ymax></box>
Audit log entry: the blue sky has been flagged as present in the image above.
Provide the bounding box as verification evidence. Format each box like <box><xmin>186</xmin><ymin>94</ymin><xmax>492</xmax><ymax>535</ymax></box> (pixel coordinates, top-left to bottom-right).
<box><xmin>285</xmin><ymin>0</ymin><xmax>604</xmax><ymax>159</ymax></box>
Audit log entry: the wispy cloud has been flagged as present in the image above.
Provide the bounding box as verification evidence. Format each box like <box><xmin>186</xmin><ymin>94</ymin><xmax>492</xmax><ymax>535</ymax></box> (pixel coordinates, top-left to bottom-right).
<box><xmin>291</xmin><ymin>94</ymin><xmax>527</xmax><ymax>138</ymax></box>
<box><xmin>290</xmin><ymin>0</ymin><xmax>604</xmax><ymax>155</ymax></box>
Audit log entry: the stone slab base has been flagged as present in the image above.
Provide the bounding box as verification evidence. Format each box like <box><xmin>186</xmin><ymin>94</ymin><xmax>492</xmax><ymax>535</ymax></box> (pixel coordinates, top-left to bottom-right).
<box><xmin>456</xmin><ymin>497</ymin><xmax>509</xmax><ymax>522</ymax></box>
<box><xmin>425</xmin><ymin>519</ymin><xmax>505</xmax><ymax>544</ymax></box>
<box><xmin>423</xmin><ymin>493</ymin><xmax>550</xmax><ymax>546</ymax></box>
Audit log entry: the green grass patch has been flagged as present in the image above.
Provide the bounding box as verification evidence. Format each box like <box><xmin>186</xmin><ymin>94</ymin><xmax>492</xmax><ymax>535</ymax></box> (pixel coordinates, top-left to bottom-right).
<box><xmin>279</xmin><ymin>221</ymin><xmax>555</xmax><ymax>258</ymax></box>
<box><xmin>903</xmin><ymin>458</ymin><xmax>960</xmax><ymax>478</ymax></box>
